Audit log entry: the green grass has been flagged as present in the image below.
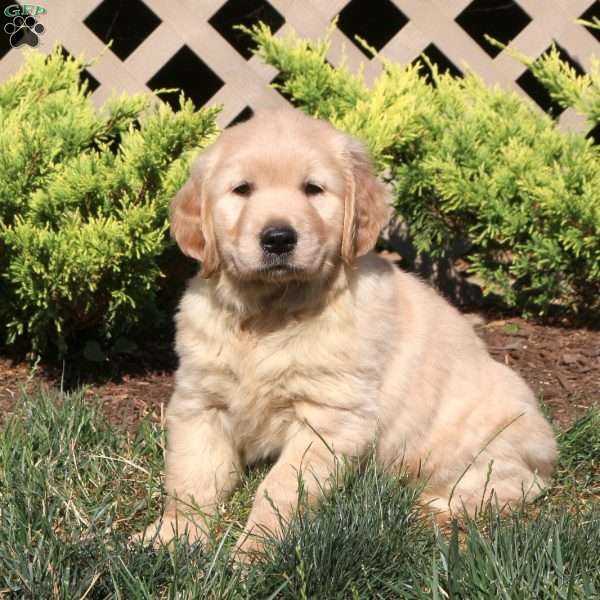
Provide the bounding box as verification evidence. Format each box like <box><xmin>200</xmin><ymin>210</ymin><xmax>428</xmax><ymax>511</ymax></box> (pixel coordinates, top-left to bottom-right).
<box><xmin>0</xmin><ymin>389</ymin><xmax>599</xmax><ymax>599</ymax></box>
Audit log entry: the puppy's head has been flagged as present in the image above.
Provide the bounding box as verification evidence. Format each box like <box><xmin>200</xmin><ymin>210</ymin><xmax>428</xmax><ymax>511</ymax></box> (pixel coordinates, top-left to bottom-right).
<box><xmin>171</xmin><ymin>108</ymin><xmax>389</xmax><ymax>282</ymax></box>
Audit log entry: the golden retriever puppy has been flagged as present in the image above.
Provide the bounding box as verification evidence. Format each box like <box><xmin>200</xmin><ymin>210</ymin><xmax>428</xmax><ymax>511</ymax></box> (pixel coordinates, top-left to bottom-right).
<box><xmin>140</xmin><ymin>108</ymin><xmax>557</xmax><ymax>555</ymax></box>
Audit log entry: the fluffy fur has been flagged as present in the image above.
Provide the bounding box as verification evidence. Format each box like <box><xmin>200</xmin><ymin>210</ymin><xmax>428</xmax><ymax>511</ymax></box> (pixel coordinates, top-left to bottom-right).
<box><xmin>140</xmin><ymin>108</ymin><xmax>557</xmax><ymax>556</ymax></box>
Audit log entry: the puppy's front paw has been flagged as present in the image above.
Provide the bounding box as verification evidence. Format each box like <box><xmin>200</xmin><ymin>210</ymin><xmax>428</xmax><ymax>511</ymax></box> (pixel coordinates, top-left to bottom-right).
<box><xmin>233</xmin><ymin>529</ymin><xmax>266</xmax><ymax>564</ymax></box>
<box><xmin>234</xmin><ymin>515</ymin><xmax>282</xmax><ymax>563</ymax></box>
<box><xmin>132</xmin><ymin>513</ymin><xmax>208</xmax><ymax>548</ymax></box>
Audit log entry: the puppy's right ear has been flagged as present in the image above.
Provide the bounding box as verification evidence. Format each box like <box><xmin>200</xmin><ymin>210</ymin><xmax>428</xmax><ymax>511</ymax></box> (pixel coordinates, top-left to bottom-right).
<box><xmin>170</xmin><ymin>179</ymin><xmax>202</xmax><ymax>259</ymax></box>
<box><xmin>170</xmin><ymin>174</ymin><xmax>220</xmax><ymax>278</ymax></box>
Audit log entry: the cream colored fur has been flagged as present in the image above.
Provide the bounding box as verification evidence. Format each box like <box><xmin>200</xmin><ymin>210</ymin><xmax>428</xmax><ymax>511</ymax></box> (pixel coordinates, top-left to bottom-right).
<box><xmin>139</xmin><ymin>108</ymin><xmax>557</xmax><ymax>556</ymax></box>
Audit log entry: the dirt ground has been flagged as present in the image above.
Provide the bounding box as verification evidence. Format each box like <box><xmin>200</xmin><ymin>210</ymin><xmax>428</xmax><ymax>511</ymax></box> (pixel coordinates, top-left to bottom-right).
<box><xmin>0</xmin><ymin>313</ymin><xmax>598</xmax><ymax>432</ymax></box>
<box><xmin>474</xmin><ymin>317</ymin><xmax>599</xmax><ymax>428</ymax></box>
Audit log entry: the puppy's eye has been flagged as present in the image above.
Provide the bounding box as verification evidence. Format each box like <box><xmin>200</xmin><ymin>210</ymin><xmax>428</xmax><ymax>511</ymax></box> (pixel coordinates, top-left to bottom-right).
<box><xmin>232</xmin><ymin>182</ymin><xmax>253</xmax><ymax>196</ymax></box>
<box><xmin>303</xmin><ymin>182</ymin><xmax>324</xmax><ymax>196</ymax></box>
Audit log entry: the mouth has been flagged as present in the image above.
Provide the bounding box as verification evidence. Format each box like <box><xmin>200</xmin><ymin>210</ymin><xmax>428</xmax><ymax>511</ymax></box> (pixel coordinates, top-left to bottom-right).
<box><xmin>257</xmin><ymin>262</ymin><xmax>305</xmax><ymax>279</ymax></box>
<box><xmin>262</xmin><ymin>264</ymin><xmax>293</xmax><ymax>273</ymax></box>
<box><xmin>249</xmin><ymin>252</ymin><xmax>311</xmax><ymax>281</ymax></box>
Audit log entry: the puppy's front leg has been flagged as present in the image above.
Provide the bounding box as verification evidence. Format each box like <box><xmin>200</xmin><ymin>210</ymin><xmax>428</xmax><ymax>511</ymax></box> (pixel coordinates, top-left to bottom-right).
<box><xmin>141</xmin><ymin>405</ymin><xmax>241</xmax><ymax>546</ymax></box>
<box><xmin>236</xmin><ymin>420</ymin><xmax>365</xmax><ymax>558</ymax></box>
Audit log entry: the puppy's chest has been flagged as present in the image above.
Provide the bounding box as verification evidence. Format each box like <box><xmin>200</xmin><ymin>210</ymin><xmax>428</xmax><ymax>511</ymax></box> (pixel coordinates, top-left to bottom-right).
<box><xmin>200</xmin><ymin>317</ymin><xmax>358</xmax><ymax>460</ymax></box>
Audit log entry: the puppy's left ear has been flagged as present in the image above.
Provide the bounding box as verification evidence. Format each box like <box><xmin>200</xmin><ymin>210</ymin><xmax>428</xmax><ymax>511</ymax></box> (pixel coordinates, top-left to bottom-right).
<box><xmin>341</xmin><ymin>138</ymin><xmax>391</xmax><ymax>262</ymax></box>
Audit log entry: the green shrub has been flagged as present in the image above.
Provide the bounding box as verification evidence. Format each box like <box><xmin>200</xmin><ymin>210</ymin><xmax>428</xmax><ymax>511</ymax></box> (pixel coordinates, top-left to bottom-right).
<box><xmin>508</xmin><ymin>17</ymin><xmax>599</xmax><ymax>129</ymax></box>
<box><xmin>0</xmin><ymin>46</ymin><xmax>220</xmax><ymax>356</ymax></box>
<box><xmin>246</xmin><ymin>24</ymin><xmax>600</xmax><ymax>318</ymax></box>
<box><xmin>2</xmin><ymin>32</ymin><xmax>599</xmax><ymax>358</ymax></box>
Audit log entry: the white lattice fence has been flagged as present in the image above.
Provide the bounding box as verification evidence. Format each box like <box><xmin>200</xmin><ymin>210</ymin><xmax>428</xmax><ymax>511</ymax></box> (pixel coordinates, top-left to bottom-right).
<box><xmin>0</xmin><ymin>0</ymin><xmax>598</xmax><ymax>132</ymax></box>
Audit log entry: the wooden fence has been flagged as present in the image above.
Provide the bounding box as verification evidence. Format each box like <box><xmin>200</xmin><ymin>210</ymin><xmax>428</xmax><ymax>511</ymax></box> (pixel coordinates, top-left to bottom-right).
<box><xmin>1</xmin><ymin>0</ymin><xmax>598</xmax><ymax>132</ymax></box>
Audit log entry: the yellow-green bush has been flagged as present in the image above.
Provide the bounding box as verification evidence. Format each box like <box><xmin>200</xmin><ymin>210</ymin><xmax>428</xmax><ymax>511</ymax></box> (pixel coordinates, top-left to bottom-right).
<box><xmin>247</xmin><ymin>23</ymin><xmax>600</xmax><ymax>319</ymax></box>
<box><xmin>0</xmin><ymin>47</ymin><xmax>219</xmax><ymax>356</ymax></box>
<box><xmin>2</xmin><ymin>29</ymin><xmax>599</xmax><ymax>359</ymax></box>
<box><xmin>513</xmin><ymin>17</ymin><xmax>600</xmax><ymax>128</ymax></box>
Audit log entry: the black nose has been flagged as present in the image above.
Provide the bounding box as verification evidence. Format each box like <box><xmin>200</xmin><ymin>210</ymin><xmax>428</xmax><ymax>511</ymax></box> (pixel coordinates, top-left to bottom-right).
<box><xmin>260</xmin><ymin>225</ymin><xmax>297</xmax><ymax>255</ymax></box>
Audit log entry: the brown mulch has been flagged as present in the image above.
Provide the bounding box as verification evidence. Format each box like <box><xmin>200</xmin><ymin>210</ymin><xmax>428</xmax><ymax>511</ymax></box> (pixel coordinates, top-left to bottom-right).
<box><xmin>474</xmin><ymin>317</ymin><xmax>599</xmax><ymax>429</ymax></box>
<box><xmin>0</xmin><ymin>317</ymin><xmax>598</xmax><ymax>432</ymax></box>
<box><xmin>0</xmin><ymin>351</ymin><xmax>176</xmax><ymax>431</ymax></box>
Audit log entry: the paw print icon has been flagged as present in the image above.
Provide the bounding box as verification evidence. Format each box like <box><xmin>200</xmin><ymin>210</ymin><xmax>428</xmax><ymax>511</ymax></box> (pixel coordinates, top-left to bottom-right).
<box><xmin>4</xmin><ymin>15</ymin><xmax>45</xmax><ymax>48</ymax></box>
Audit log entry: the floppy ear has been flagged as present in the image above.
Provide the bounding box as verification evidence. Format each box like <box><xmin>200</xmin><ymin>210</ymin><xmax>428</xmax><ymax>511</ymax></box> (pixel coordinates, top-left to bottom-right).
<box><xmin>341</xmin><ymin>138</ymin><xmax>391</xmax><ymax>262</ymax></box>
<box><xmin>170</xmin><ymin>160</ymin><xmax>220</xmax><ymax>278</ymax></box>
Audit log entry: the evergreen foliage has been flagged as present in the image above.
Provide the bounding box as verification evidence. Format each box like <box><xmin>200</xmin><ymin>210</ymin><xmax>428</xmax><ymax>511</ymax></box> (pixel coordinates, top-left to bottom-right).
<box><xmin>246</xmin><ymin>24</ymin><xmax>600</xmax><ymax>318</ymax></box>
<box><xmin>487</xmin><ymin>17</ymin><xmax>600</xmax><ymax>130</ymax></box>
<box><xmin>1</xmin><ymin>31</ymin><xmax>599</xmax><ymax>357</ymax></box>
<box><xmin>0</xmin><ymin>47</ymin><xmax>220</xmax><ymax>356</ymax></box>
